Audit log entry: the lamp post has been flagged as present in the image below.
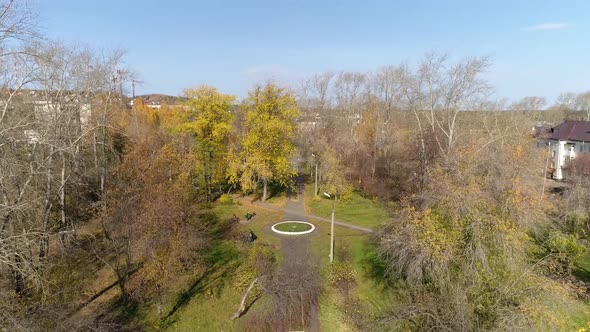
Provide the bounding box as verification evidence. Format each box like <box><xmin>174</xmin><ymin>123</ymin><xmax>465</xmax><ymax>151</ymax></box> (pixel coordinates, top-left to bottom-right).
<box><xmin>323</xmin><ymin>192</ymin><xmax>335</xmax><ymax>264</ymax></box>
<box><xmin>312</xmin><ymin>153</ymin><xmax>318</xmax><ymax>196</ymax></box>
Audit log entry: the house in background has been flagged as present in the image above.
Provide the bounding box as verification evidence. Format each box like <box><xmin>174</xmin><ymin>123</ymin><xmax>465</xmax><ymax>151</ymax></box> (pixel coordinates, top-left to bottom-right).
<box><xmin>535</xmin><ymin>120</ymin><xmax>590</xmax><ymax>180</ymax></box>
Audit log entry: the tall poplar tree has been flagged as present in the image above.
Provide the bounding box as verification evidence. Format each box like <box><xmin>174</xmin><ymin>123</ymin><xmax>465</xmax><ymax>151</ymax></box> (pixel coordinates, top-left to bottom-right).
<box><xmin>230</xmin><ymin>83</ymin><xmax>300</xmax><ymax>202</ymax></box>
<box><xmin>180</xmin><ymin>85</ymin><xmax>235</xmax><ymax>203</ymax></box>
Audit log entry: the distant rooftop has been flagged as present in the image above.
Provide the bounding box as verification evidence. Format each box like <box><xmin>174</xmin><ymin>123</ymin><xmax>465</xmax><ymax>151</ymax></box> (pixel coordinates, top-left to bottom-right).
<box><xmin>545</xmin><ymin>120</ymin><xmax>590</xmax><ymax>142</ymax></box>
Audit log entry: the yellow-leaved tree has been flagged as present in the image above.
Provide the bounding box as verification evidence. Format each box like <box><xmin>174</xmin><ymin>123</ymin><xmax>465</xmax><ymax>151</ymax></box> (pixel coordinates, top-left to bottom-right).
<box><xmin>229</xmin><ymin>83</ymin><xmax>300</xmax><ymax>202</ymax></box>
<box><xmin>179</xmin><ymin>85</ymin><xmax>235</xmax><ymax>203</ymax></box>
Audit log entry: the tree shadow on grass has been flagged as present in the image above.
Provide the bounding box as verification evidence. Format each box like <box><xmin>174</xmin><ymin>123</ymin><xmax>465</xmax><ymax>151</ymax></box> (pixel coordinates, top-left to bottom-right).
<box><xmin>160</xmin><ymin>219</ymin><xmax>242</xmax><ymax>328</ymax></box>
<box><xmin>573</xmin><ymin>264</ymin><xmax>590</xmax><ymax>283</ymax></box>
<box><xmin>92</xmin><ymin>298</ymin><xmax>144</xmax><ymax>331</ymax></box>
<box><xmin>252</xmin><ymin>180</ymin><xmax>297</xmax><ymax>202</ymax></box>
<box><xmin>239</xmin><ymin>294</ymin><xmax>262</xmax><ymax>318</ymax></box>
<box><xmin>162</xmin><ymin>270</ymin><xmax>224</xmax><ymax>323</ymax></box>
<box><xmin>359</xmin><ymin>241</ymin><xmax>389</xmax><ymax>282</ymax></box>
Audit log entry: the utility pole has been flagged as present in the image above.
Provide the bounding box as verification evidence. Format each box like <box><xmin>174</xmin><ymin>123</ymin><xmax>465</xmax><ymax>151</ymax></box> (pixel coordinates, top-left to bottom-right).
<box><xmin>315</xmin><ymin>162</ymin><xmax>318</xmax><ymax>196</ymax></box>
<box><xmin>312</xmin><ymin>153</ymin><xmax>318</xmax><ymax>196</ymax></box>
<box><xmin>324</xmin><ymin>192</ymin><xmax>335</xmax><ymax>264</ymax></box>
<box><xmin>330</xmin><ymin>201</ymin><xmax>334</xmax><ymax>264</ymax></box>
<box><xmin>131</xmin><ymin>78</ymin><xmax>143</xmax><ymax>99</ymax></box>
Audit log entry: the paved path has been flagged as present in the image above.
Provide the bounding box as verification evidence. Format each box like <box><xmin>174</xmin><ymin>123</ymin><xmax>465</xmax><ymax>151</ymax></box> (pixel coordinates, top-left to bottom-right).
<box><xmin>271</xmin><ymin>167</ymin><xmax>321</xmax><ymax>332</ymax></box>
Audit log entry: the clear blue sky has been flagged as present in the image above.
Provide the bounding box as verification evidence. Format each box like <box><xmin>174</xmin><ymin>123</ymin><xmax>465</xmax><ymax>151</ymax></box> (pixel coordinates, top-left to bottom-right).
<box><xmin>39</xmin><ymin>0</ymin><xmax>590</xmax><ymax>102</ymax></box>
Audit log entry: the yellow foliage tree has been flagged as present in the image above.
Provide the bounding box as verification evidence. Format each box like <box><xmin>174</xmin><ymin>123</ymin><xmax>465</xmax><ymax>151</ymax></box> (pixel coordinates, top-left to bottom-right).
<box><xmin>178</xmin><ymin>85</ymin><xmax>235</xmax><ymax>203</ymax></box>
<box><xmin>229</xmin><ymin>83</ymin><xmax>300</xmax><ymax>202</ymax></box>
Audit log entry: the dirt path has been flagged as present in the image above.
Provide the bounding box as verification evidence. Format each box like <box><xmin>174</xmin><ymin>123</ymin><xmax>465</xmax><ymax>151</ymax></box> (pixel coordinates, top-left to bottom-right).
<box><xmin>271</xmin><ymin>168</ymin><xmax>321</xmax><ymax>332</ymax></box>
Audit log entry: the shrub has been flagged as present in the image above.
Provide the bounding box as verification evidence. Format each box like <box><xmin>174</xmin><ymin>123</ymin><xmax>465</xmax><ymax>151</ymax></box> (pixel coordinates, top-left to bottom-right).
<box><xmin>547</xmin><ymin>230</ymin><xmax>585</xmax><ymax>267</ymax></box>
<box><xmin>565</xmin><ymin>212</ymin><xmax>589</xmax><ymax>238</ymax></box>
<box><xmin>234</xmin><ymin>243</ymin><xmax>276</xmax><ymax>290</ymax></box>
<box><xmin>219</xmin><ymin>194</ymin><xmax>234</xmax><ymax>205</ymax></box>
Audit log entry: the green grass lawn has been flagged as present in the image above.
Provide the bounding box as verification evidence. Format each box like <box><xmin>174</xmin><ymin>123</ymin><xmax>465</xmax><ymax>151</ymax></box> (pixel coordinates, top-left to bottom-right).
<box><xmin>308</xmin><ymin>217</ymin><xmax>398</xmax><ymax>331</ymax></box>
<box><xmin>162</xmin><ymin>198</ymin><xmax>284</xmax><ymax>331</ymax></box>
<box><xmin>264</xmin><ymin>193</ymin><xmax>289</xmax><ymax>207</ymax></box>
<box><xmin>212</xmin><ymin>197</ymin><xmax>283</xmax><ymax>247</ymax></box>
<box><xmin>273</xmin><ymin>221</ymin><xmax>313</xmax><ymax>232</ymax></box>
<box><xmin>304</xmin><ymin>184</ymin><xmax>391</xmax><ymax>229</ymax></box>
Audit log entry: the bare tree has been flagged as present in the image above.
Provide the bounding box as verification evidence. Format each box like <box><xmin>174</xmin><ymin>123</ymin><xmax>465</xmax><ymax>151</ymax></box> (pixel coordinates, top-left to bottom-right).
<box><xmin>334</xmin><ymin>71</ymin><xmax>366</xmax><ymax>132</ymax></box>
<box><xmin>556</xmin><ymin>92</ymin><xmax>577</xmax><ymax>111</ymax></box>
<box><xmin>510</xmin><ymin>96</ymin><xmax>547</xmax><ymax>112</ymax></box>
<box><xmin>575</xmin><ymin>91</ymin><xmax>590</xmax><ymax>120</ymax></box>
<box><xmin>300</xmin><ymin>71</ymin><xmax>334</xmax><ymax>113</ymax></box>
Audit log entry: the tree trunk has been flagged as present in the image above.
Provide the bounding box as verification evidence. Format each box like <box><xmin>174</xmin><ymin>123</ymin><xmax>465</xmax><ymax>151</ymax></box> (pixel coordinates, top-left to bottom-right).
<box><xmin>59</xmin><ymin>151</ymin><xmax>68</xmax><ymax>246</ymax></box>
<box><xmin>231</xmin><ymin>277</ymin><xmax>258</xmax><ymax>320</ymax></box>
<box><xmin>262</xmin><ymin>179</ymin><xmax>268</xmax><ymax>202</ymax></box>
<box><xmin>205</xmin><ymin>151</ymin><xmax>212</xmax><ymax>205</ymax></box>
<box><xmin>100</xmin><ymin>124</ymin><xmax>107</xmax><ymax>206</ymax></box>
<box><xmin>13</xmin><ymin>254</ymin><xmax>24</xmax><ymax>295</ymax></box>
<box><xmin>40</xmin><ymin>148</ymin><xmax>53</xmax><ymax>264</ymax></box>
<box><xmin>117</xmin><ymin>274</ymin><xmax>128</xmax><ymax>304</ymax></box>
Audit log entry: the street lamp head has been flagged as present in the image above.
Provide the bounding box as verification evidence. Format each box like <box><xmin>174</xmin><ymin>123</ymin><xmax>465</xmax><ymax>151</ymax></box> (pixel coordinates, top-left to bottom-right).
<box><xmin>323</xmin><ymin>192</ymin><xmax>331</xmax><ymax>198</ymax></box>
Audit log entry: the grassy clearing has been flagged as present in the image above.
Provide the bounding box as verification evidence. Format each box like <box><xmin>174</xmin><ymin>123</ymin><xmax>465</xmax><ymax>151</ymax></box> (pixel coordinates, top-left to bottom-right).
<box><xmin>211</xmin><ymin>197</ymin><xmax>283</xmax><ymax>247</ymax></box>
<box><xmin>274</xmin><ymin>222</ymin><xmax>313</xmax><ymax>232</ymax></box>
<box><xmin>304</xmin><ymin>184</ymin><xmax>391</xmax><ymax>229</ymax></box>
<box><xmin>308</xmin><ymin>217</ymin><xmax>397</xmax><ymax>330</ymax></box>
<box><xmin>264</xmin><ymin>193</ymin><xmax>289</xmax><ymax>207</ymax></box>
<box><xmin>163</xmin><ymin>198</ymin><xmax>284</xmax><ymax>331</ymax></box>
<box><xmin>166</xmin><ymin>276</ymin><xmax>243</xmax><ymax>332</ymax></box>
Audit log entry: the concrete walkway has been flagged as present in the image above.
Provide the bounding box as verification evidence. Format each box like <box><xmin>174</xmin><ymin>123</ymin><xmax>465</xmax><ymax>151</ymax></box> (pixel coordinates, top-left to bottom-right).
<box><xmin>269</xmin><ymin>168</ymin><xmax>321</xmax><ymax>332</ymax></box>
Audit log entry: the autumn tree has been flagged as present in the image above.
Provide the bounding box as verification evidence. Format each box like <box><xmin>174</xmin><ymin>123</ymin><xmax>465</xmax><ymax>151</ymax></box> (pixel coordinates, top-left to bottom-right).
<box><xmin>229</xmin><ymin>82</ymin><xmax>300</xmax><ymax>202</ymax></box>
<box><xmin>316</xmin><ymin>142</ymin><xmax>352</xmax><ymax>199</ymax></box>
<box><xmin>96</xmin><ymin>108</ymin><xmax>204</xmax><ymax>307</ymax></box>
<box><xmin>179</xmin><ymin>85</ymin><xmax>235</xmax><ymax>203</ymax></box>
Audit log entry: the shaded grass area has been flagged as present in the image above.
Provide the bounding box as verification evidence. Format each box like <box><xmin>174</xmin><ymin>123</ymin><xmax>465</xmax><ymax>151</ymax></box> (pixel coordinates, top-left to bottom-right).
<box><xmin>304</xmin><ymin>184</ymin><xmax>391</xmax><ymax>229</ymax></box>
<box><xmin>163</xmin><ymin>198</ymin><xmax>284</xmax><ymax>331</ymax></box>
<box><xmin>574</xmin><ymin>249</ymin><xmax>590</xmax><ymax>283</ymax></box>
<box><xmin>252</xmin><ymin>181</ymin><xmax>294</xmax><ymax>207</ymax></box>
<box><xmin>308</xmin><ymin>218</ymin><xmax>398</xmax><ymax>331</ymax></box>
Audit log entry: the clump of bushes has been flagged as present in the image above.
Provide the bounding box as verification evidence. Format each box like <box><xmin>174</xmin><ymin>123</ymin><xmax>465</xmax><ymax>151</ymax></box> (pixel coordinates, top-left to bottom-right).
<box><xmin>234</xmin><ymin>243</ymin><xmax>276</xmax><ymax>291</ymax></box>
<box><xmin>219</xmin><ymin>194</ymin><xmax>234</xmax><ymax>205</ymax></box>
<box><xmin>547</xmin><ymin>230</ymin><xmax>585</xmax><ymax>267</ymax></box>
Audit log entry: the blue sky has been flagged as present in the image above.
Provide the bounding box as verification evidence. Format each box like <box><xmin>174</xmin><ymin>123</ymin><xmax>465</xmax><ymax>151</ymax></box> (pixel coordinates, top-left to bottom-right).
<box><xmin>39</xmin><ymin>0</ymin><xmax>590</xmax><ymax>102</ymax></box>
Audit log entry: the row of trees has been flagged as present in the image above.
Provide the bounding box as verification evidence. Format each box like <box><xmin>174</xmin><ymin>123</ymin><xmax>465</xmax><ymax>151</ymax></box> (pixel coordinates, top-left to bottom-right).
<box><xmin>86</xmin><ymin>83</ymin><xmax>301</xmax><ymax>329</ymax></box>
<box><xmin>298</xmin><ymin>54</ymin><xmax>495</xmax><ymax>199</ymax></box>
<box><xmin>0</xmin><ymin>0</ymin><xmax>128</xmax><ymax>295</ymax></box>
<box><xmin>175</xmin><ymin>83</ymin><xmax>300</xmax><ymax>203</ymax></box>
